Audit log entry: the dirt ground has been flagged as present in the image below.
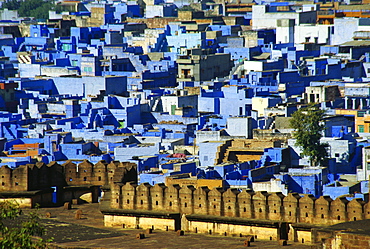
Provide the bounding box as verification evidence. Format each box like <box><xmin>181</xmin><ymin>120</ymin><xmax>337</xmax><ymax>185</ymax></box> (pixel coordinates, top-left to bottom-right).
<box><xmin>22</xmin><ymin>203</ymin><xmax>316</xmax><ymax>249</ymax></box>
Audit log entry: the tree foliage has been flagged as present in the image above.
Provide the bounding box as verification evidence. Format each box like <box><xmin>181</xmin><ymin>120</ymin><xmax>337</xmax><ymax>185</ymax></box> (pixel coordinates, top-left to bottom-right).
<box><xmin>1</xmin><ymin>0</ymin><xmax>54</xmax><ymax>19</ymax></box>
<box><xmin>19</xmin><ymin>0</ymin><xmax>53</xmax><ymax>19</ymax></box>
<box><xmin>1</xmin><ymin>0</ymin><xmax>20</xmax><ymax>10</ymax></box>
<box><xmin>290</xmin><ymin>104</ymin><xmax>328</xmax><ymax>166</ymax></box>
<box><xmin>0</xmin><ymin>201</ymin><xmax>52</xmax><ymax>249</ymax></box>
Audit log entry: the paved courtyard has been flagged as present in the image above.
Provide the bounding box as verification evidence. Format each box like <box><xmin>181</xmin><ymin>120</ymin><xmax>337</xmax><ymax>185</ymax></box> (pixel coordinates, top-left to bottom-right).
<box><xmin>25</xmin><ymin>203</ymin><xmax>317</xmax><ymax>249</ymax></box>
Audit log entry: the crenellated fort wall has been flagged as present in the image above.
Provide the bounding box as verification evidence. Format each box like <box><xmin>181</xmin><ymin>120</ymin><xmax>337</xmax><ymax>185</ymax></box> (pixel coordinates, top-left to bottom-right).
<box><xmin>0</xmin><ymin>160</ymin><xmax>137</xmax><ymax>207</ymax></box>
<box><xmin>107</xmin><ymin>182</ymin><xmax>369</xmax><ymax>226</ymax></box>
<box><xmin>0</xmin><ymin>160</ymin><xmax>137</xmax><ymax>192</ymax></box>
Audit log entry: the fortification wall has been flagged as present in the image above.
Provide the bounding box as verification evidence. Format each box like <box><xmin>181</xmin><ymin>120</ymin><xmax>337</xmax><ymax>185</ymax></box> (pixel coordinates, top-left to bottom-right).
<box><xmin>0</xmin><ymin>160</ymin><xmax>137</xmax><ymax>191</ymax></box>
<box><xmin>108</xmin><ymin>182</ymin><xmax>369</xmax><ymax>226</ymax></box>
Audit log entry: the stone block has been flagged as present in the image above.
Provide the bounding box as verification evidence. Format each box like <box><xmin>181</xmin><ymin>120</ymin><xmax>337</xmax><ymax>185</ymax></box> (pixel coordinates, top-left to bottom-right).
<box><xmin>136</xmin><ymin>233</ymin><xmax>145</xmax><ymax>239</ymax></box>
<box><xmin>45</xmin><ymin>212</ymin><xmax>51</xmax><ymax>218</ymax></box>
<box><xmin>177</xmin><ymin>230</ymin><xmax>185</xmax><ymax>236</ymax></box>
<box><xmin>75</xmin><ymin>209</ymin><xmax>83</xmax><ymax>220</ymax></box>
<box><xmin>245</xmin><ymin>235</ymin><xmax>254</xmax><ymax>242</ymax></box>
<box><xmin>244</xmin><ymin>240</ymin><xmax>250</xmax><ymax>247</ymax></box>
<box><xmin>278</xmin><ymin>240</ymin><xmax>288</xmax><ymax>246</ymax></box>
<box><xmin>146</xmin><ymin>228</ymin><xmax>153</xmax><ymax>234</ymax></box>
<box><xmin>63</xmin><ymin>202</ymin><xmax>71</xmax><ymax>210</ymax></box>
<box><xmin>72</xmin><ymin>199</ymin><xmax>78</xmax><ymax>205</ymax></box>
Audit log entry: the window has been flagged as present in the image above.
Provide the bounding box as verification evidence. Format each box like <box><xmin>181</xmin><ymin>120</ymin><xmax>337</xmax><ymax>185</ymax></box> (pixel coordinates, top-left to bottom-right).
<box><xmin>83</xmin><ymin>67</ymin><xmax>92</xmax><ymax>72</ymax></box>
<box><xmin>335</xmin><ymin>153</ymin><xmax>340</xmax><ymax>158</ymax></box>
<box><xmin>62</xmin><ymin>44</ymin><xmax>72</xmax><ymax>51</ymax></box>
<box><xmin>358</xmin><ymin>125</ymin><xmax>365</xmax><ymax>133</ymax></box>
<box><xmin>83</xmin><ymin>177</ymin><xmax>87</xmax><ymax>181</ymax></box>
<box><xmin>358</xmin><ymin>111</ymin><xmax>366</xmax><ymax>117</ymax></box>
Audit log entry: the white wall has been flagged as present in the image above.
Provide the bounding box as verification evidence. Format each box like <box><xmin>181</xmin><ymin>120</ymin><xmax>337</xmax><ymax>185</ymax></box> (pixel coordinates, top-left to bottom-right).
<box><xmin>294</xmin><ymin>24</ymin><xmax>332</xmax><ymax>44</ymax></box>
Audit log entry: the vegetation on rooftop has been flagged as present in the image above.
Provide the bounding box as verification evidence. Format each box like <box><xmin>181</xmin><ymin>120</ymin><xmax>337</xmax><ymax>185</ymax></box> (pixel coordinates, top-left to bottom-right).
<box><xmin>290</xmin><ymin>104</ymin><xmax>329</xmax><ymax>166</ymax></box>
<box><xmin>1</xmin><ymin>0</ymin><xmax>54</xmax><ymax>20</ymax></box>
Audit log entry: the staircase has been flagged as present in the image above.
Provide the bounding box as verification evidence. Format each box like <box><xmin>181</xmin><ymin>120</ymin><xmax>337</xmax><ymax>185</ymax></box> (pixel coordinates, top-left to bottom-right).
<box><xmin>226</xmin><ymin>60</ymin><xmax>244</xmax><ymax>80</ymax></box>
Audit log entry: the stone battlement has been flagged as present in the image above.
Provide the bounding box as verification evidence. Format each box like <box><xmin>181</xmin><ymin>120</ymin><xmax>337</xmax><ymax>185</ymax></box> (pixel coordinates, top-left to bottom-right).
<box><xmin>106</xmin><ymin>182</ymin><xmax>369</xmax><ymax>226</ymax></box>
<box><xmin>0</xmin><ymin>160</ymin><xmax>137</xmax><ymax>192</ymax></box>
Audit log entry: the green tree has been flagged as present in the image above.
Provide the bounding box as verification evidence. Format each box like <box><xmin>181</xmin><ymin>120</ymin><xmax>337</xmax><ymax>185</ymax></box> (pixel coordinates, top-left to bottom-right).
<box><xmin>290</xmin><ymin>104</ymin><xmax>328</xmax><ymax>166</ymax></box>
<box><xmin>17</xmin><ymin>0</ymin><xmax>53</xmax><ymax>19</ymax></box>
<box><xmin>1</xmin><ymin>0</ymin><xmax>21</xmax><ymax>10</ymax></box>
<box><xmin>0</xmin><ymin>201</ymin><xmax>52</xmax><ymax>249</ymax></box>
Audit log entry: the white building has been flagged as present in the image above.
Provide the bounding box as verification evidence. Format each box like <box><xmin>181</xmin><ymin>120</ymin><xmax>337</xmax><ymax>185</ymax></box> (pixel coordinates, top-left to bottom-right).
<box><xmin>252</xmin><ymin>5</ymin><xmax>317</xmax><ymax>30</ymax></box>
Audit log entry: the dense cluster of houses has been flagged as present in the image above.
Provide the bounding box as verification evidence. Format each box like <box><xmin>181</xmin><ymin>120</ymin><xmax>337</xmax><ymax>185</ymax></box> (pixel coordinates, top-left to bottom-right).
<box><xmin>0</xmin><ymin>0</ymin><xmax>370</xmax><ymax>203</ymax></box>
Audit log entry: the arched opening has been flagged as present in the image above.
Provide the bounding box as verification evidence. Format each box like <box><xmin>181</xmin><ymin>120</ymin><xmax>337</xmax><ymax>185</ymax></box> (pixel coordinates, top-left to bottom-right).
<box><xmin>321</xmin><ymin>214</ymin><xmax>324</xmax><ymax>218</ymax></box>
<box><xmin>337</xmin><ymin>215</ymin><xmax>340</xmax><ymax>220</ymax></box>
<box><xmin>243</xmin><ymin>207</ymin><xmax>246</xmax><ymax>212</ymax></box>
<box><xmin>184</xmin><ymin>203</ymin><xmax>187</xmax><ymax>207</ymax></box>
<box><xmin>140</xmin><ymin>200</ymin><xmax>143</xmax><ymax>205</ymax></box>
<box><xmin>169</xmin><ymin>201</ymin><xmax>172</xmax><ymax>206</ymax></box>
<box><xmin>354</xmin><ymin>217</ymin><xmax>357</xmax><ymax>221</ymax></box>
<box><xmin>127</xmin><ymin>199</ymin><xmax>129</xmax><ymax>204</ymax></box>
<box><xmin>155</xmin><ymin>201</ymin><xmax>158</xmax><ymax>205</ymax></box>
